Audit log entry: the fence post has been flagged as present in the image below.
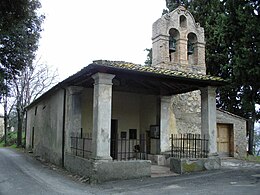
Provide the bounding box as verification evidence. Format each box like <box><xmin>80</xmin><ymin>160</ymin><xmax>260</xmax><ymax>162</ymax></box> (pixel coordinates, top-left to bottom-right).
<box><xmin>194</xmin><ymin>134</ymin><xmax>197</xmax><ymax>158</ymax></box>
<box><xmin>76</xmin><ymin>136</ymin><xmax>78</xmax><ymax>156</ymax></box>
<box><xmin>171</xmin><ymin>134</ymin><xmax>173</xmax><ymax>157</ymax></box>
<box><xmin>82</xmin><ymin>137</ymin><xmax>85</xmax><ymax>158</ymax></box>
<box><xmin>80</xmin><ymin>128</ymin><xmax>83</xmax><ymax>138</ymax></box>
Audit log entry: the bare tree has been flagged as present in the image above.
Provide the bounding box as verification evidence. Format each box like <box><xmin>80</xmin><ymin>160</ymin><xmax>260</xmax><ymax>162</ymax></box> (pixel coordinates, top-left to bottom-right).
<box><xmin>10</xmin><ymin>61</ymin><xmax>58</xmax><ymax>147</ymax></box>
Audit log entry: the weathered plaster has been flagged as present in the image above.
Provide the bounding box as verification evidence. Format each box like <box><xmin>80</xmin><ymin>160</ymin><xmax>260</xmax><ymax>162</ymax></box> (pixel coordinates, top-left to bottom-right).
<box><xmin>26</xmin><ymin>89</ymin><xmax>65</xmax><ymax>165</ymax></box>
<box><xmin>92</xmin><ymin>73</ymin><xmax>115</xmax><ymax>160</ymax></box>
<box><xmin>160</xmin><ymin>96</ymin><xmax>177</xmax><ymax>153</ymax></box>
<box><xmin>201</xmin><ymin>86</ymin><xmax>217</xmax><ymax>155</ymax></box>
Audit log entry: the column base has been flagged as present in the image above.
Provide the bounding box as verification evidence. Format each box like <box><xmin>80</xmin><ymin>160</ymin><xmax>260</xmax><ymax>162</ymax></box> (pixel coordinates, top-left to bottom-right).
<box><xmin>208</xmin><ymin>152</ymin><xmax>219</xmax><ymax>158</ymax></box>
<box><xmin>92</xmin><ymin>156</ymin><xmax>113</xmax><ymax>161</ymax></box>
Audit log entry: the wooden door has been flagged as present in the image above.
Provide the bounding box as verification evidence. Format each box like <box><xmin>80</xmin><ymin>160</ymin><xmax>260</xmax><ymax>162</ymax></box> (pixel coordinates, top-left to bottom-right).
<box><xmin>217</xmin><ymin>124</ymin><xmax>233</xmax><ymax>157</ymax></box>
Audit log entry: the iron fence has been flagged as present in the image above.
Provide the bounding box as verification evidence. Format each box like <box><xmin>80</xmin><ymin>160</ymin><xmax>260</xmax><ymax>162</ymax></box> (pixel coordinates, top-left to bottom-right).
<box><xmin>111</xmin><ymin>134</ymin><xmax>148</xmax><ymax>161</ymax></box>
<box><xmin>70</xmin><ymin>132</ymin><xmax>92</xmax><ymax>158</ymax></box>
<box><xmin>170</xmin><ymin>134</ymin><xmax>208</xmax><ymax>158</ymax></box>
<box><xmin>70</xmin><ymin>132</ymin><xmax>148</xmax><ymax>161</ymax></box>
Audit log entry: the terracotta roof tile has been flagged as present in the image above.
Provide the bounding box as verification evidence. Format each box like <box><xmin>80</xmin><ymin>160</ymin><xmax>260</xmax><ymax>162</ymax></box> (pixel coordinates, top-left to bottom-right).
<box><xmin>93</xmin><ymin>60</ymin><xmax>225</xmax><ymax>82</ymax></box>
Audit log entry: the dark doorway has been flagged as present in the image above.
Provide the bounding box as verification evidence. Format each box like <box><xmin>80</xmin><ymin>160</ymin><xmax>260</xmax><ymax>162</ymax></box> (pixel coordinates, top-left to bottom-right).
<box><xmin>32</xmin><ymin>127</ymin><xmax>35</xmax><ymax>149</ymax></box>
<box><xmin>110</xmin><ymin>119</ymin><xmax>118</xmax><ymax>159</ymax></box>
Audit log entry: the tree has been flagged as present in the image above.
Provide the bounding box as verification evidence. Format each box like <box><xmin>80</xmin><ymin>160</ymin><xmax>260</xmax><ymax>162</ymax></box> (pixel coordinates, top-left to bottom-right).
<box><xmin>160</xmin><ymin>0</ymin><xmax>260</xmax><ymax>154</ymax></box>
<box><xmin>144</xmin><ymin>48</ymin><xmax>152</xmax><ymax>66</ymax></box>
<box><xmin>8</xmin><ymin>62</ymin><xmax>58</xmax><ymax>147</ymax></box>
<box><xmin>0</xmin><ymin>0</ymin><xmax>44</xmax><ymax>146</ymax></box>
<box><xmin>255</xmin><ymin>122</ymin><xmax>260</xmax><ymax>155</ymax></box>
<box><xmin>0</xmin><ymin>0</ymin><xmax>44</xmax><ymax>97</ymax></box>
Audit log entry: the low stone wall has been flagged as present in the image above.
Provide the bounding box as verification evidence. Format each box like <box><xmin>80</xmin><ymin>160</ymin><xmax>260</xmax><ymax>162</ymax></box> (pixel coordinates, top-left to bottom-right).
<box><xmin>64</xmin><ymin>153</ymin><xmax>151</xmax><ymax>183</ymax></box>
<box><xmin>170</xmin><ymin>157</ymin><xmax>221</xmax><ymax>174</ymax></box>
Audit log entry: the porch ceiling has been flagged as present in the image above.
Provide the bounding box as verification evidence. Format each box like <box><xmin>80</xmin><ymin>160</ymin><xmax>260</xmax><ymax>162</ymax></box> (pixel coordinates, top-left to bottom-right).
<box><xmin>68</xmin><ymin>60</ymin><xmax>226</xmax><ymax>96</ymax></box>
<box><xmin>27</xmin><ymin>60</ymin><xmax>227</xmax><ymax>109</ymax></box>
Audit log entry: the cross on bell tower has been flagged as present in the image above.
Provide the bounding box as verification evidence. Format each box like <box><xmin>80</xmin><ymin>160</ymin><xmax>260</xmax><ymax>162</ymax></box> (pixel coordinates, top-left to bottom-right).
<box><xmin>152</xmin><ymin>6</ymin><xmax>206</xmax><ymax>74</ymax></box>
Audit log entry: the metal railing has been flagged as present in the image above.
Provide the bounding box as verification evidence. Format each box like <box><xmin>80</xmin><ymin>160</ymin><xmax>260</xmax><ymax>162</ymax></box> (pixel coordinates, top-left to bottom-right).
<box><xmin>111</xmin><ymin>134</ymin><xmax>148</xmax><ymax>161</ymax></box>
<box><xmin>170</xmin><ymin>134</ymin><xmax>209</xmax><ymax>158</ymax></box>
<box><xmin>70</xmin><ymin>132</ymin><xmax>148</xmax><ymax>161</ymax></box>
<box><xmin>70</xmin><ymin>132</ymin><xmax>92</xmax><ymax>158</ymax></box>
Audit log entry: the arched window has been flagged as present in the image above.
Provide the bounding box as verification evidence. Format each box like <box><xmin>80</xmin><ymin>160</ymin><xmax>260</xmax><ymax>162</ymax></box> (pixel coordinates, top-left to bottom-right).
<box><xmin>180</xmin><ymin>15</ymin><xmax>187</xmax><ymax>28</ymax></box>
<box><xmin>187</xmin><ymin>32</ymin><xmax>198</xmax><ymax>65</ymax></box>
<box><xmin>187</xmin><ymin>33</ymin><xmax>197</xmax><ymax>55</ymax></box>
<box><xmin>169</xmin><ymin>28</ymin><xmax>180</xmax><ymax>62</ymax></box>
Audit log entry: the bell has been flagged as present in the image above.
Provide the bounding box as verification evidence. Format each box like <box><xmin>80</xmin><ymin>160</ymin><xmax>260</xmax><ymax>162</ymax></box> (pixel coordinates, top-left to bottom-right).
<box><xmin>187</xmin><ymin>41</ymin><xmax>194</xmax><ymax>55</ymax></box>
<box><xmin>169</xmin><ymin>37</ymin><xmax>176</xmax><ymax>52</ymax></box>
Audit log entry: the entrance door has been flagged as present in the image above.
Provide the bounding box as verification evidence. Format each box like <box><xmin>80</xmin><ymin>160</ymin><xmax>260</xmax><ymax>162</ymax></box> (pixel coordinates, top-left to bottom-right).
<box><xmin>110</xmin><ymin>119</ymin><xmax>118</xmax><ymax>159</ymax></box>
<box><xmin>217</xmin><ymin>124</ymin><xmax>234</xmax><ymax>157</ymax></box>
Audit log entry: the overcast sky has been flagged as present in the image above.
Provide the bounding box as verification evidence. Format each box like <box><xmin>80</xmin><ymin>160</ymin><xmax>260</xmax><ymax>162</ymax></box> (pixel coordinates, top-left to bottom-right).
<box><xmin>37</xmin><ymin>0</ymin><xmax>166</xmax><ymax>80</ymax></box>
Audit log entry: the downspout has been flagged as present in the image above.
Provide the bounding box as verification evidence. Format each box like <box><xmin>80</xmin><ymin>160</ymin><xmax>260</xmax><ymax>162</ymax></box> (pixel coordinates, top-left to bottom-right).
<box><xmin>62</xmin><ymin>88</ymin><xmax>67</xmax><ymax>167</ymax></box>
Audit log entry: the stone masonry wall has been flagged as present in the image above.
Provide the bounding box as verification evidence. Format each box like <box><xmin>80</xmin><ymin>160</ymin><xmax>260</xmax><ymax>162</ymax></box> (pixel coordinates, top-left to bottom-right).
<box><xmin>171</xmin><ymin>91</ymin><xmax>247</xmax><ymax>158</ymax></box>
<box><xmin>172</xmin><ymin>90</ymin><xmax>201</xmax><ymax>134</ymax></box>
<box><xmin>217</xmin><ymin>109</ymin><xmax>247</xmax><ymax>158</ymax></box>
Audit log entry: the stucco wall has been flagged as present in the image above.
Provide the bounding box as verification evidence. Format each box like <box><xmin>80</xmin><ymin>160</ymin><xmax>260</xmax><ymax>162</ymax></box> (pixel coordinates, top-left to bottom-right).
<box><xmin>65</xmin><ymin>88</ymin><xmax>158</xmax><ymax>156</ymax></box>
<box><xmin>64</xmin><ymin>153</ymin><xmax>151</xmax><ymax>183</ymax></box>
<box><xmin>217</xmin><ymin>109</ymin><xmax>247</xmax><ymax>158</ymax></box>
<box><xmin>80</xmin><ymin>90</ymin><xmax>158</xmax><ymax>138</ymax></box>
<box><xmin>26</xmin><ymin>89</ymin><xmax>65</xmax><ymax>165</ymax></box>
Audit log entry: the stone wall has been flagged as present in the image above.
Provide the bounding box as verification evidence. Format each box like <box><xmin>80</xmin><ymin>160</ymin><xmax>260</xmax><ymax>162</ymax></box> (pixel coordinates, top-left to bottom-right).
<box><xmin>152</xmin><ymin>6</ymin><xmax>206</xmax><ymax>74</ymax></box>
<box><xmin>64</xmin><ymin>153</ymin><xmax>151</xmax><ymax>183</ymax></box>
<box><xmin>171</xmin><ymin>92</ymin><xmax>247</xmax><ymax>158</ymax></box>
<box><xmin>170</xmin><ymin>157</ymin><xmax>221</xmax><ymax>174</ymax></box>
<box><xmin>217</xmin><ymin>109</ymin><xmax>247</xmax><ymax>158</ymax></box>
<box><xmin>172</xmin><ymin>90</ymin><xmax>201</xmax><ymax>134</ymax></box>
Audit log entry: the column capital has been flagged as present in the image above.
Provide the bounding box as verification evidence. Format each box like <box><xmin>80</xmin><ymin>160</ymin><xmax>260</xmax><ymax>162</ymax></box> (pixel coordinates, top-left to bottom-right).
<box><xmin>92</xmin><ymin>73</ymin><xmax>115</xmax><ymax>85</ymax></box>
<box><xmin>200</xmin><ymin>86</ymin><xmax>217</xmax><ymax>96</ymax></box>
<box><xmin>161</xmin><ymin>96</ymin><xmax>171</xmax><ymax>103</ymax></box>
<box><xmin>67</xmin><ymin>86</ymin><xmax>84</xmax><ymax>95</ymax></box>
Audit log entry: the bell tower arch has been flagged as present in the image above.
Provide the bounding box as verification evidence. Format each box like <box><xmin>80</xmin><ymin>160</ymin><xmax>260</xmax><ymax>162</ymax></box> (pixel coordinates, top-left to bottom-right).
<box><xmin>152</xmin><ymin>6</ymin><xmax>206</xmax><ymax>74</ymax></box>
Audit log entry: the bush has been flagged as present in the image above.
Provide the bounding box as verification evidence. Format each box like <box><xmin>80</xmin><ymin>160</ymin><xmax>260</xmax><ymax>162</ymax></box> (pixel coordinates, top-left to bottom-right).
<box><xmin>0</xmin><ymin>131</ymin><xmax>25</xmax><ymax>148</ymax></box>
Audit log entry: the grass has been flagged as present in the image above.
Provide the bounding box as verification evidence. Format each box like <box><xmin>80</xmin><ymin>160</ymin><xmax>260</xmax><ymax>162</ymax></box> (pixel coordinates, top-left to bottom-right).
<box><xmin>0</xmin><ymin>142</ymin><xmax>4</xmax><ymax>147</ymax></box>
<box><xmin>245</xmin><ymin>155</ymin><xmax>260</xmax><ymax>163</ymax></box>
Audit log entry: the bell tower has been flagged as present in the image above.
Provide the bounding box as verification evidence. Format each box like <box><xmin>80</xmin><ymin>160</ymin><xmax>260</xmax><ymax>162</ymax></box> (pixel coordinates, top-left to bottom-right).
<box><xmin>152</xmin><ymin>6</ymin><xmax>206</xmax><ymax>74</ymax></box>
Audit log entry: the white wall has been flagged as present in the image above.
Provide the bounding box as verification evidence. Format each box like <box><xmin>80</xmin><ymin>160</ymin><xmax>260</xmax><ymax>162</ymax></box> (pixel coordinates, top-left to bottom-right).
<box><xmin>81</xmin><ymin>90</ymin><xmax>158</xmax><ymax>139</ymax></box>
<box><xmin>26</xmin><ymin>89</ymin><xmax>65</xmax><ymax>165</ymax></box>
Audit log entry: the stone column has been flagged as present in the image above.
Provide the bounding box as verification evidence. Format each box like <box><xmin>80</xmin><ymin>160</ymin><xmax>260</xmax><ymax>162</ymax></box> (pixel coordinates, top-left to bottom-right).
<box><xmin>92</xmin><ymin>73</ymin><xmax>115</xmax><ymax>160</ymax></box>
<box><xmin>201</xmin><ymin>86</ymin><xmax>217</xmax><ymax>155</ymax></box>
<box><xmin>160</xmin><ymin>96</ymin><xmax>172</xmax><ymax>153</ymax></box>
<box><xmin>66</xmin><ymin>86</ymin><xmax>84</xmax><ymax>153</ymax></box>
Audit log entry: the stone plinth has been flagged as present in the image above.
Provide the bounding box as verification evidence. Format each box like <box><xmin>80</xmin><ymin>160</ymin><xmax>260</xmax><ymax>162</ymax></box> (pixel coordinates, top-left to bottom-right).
<box><xmin>170</xmin><ymin>157</ymin><xmax>221</xmax><ymax>174</ymax></box>
<box><xmin>64</xmin><ymin>153</ymin><xmax>151</xmax><ymax>183</ymax></box>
